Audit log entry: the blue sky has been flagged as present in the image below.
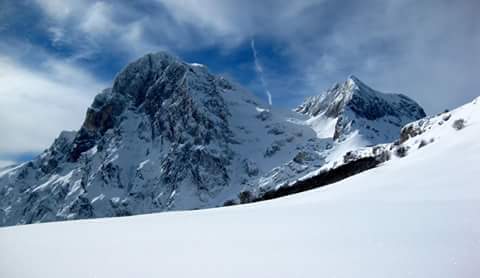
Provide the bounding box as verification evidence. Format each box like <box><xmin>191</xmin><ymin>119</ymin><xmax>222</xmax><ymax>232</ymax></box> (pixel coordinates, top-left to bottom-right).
<box><xmin>0</xmin><ymin>0</ymin><xmax>479</xmax><ymax>166</ymax></box>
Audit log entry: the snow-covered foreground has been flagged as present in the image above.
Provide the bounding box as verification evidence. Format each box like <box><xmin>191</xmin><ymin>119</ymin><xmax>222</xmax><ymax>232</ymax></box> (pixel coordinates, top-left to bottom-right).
<box><xmin>1</xmin><ymin>100</ymin><xmax>479</xmax><ymax>278</ymax></box>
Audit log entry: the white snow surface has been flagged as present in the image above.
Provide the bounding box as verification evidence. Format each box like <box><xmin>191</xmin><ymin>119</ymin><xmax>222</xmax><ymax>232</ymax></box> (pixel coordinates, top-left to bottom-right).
<box><xmin>1</xmin><ymin>97</ymin><xmax>479</xmax><ymax>278</ymax></box>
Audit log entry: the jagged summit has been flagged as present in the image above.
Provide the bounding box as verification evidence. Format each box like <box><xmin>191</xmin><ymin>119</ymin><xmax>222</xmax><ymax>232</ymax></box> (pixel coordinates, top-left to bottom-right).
<box><xmin>111</xmin><ymin>51</ymin><xmax>220</xmax><ymax>104</ymax></box>
<box><xmin>345</xmin><ymin>74</ymin><xmax>375</xmax><ymax>93</ymax></box>
<box><xmin>70</xmin><ymin>51</ymin><xmax>235</xmax><ymax>161</ymax></box>
<box><xmin>297</xmin><ymin>75</ymin><xmax>424</xmax><ymax>118</ymax></box>
<box><xmin>297</xmin><ymin>75</ymin><xmax>426</xmax><ymax>143</ymax></box>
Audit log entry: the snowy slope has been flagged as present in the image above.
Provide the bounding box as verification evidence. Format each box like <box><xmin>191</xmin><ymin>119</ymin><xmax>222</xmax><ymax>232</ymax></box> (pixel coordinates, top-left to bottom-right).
<box><xmin>1</xmin><ymin>97</ymin><xmax>478</xmax><ymax>278</ymax></box>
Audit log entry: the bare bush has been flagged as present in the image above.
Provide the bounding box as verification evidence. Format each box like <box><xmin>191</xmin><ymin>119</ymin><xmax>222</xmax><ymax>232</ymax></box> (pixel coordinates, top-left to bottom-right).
<box><xmin>418</xmin><ymin>139</ymin><xmax>428</xmax><ymax>149</ymax></box>
<box><xmin>452</xmin><ymin>119</ymin><xmax>465</xmax><ymax>130</ymax></box>
<box><xmin>238</xmin><ymin>190</ymin><xmax>253</xmax><ymax>204</ymax></box>
<box><xmin>395</xmin><ymin>146</ymin><xmax>408</xmax><ymax>158</ymax></box>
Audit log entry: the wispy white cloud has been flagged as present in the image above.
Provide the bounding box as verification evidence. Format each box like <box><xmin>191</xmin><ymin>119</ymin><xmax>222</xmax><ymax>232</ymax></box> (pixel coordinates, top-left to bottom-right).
<box><xmin>79</xmin><ymin>1</ymin><xmax>115</xmax><ymax>36</ymax></box>
<box><xmin>33</xmin><ymin>0</ymin><xmax>80</xmax><ymax>21</ymax></box>
<box><xmin>250</xmin><ymin>39</ymin><xmax>272</xmax><ymax>105</ymax></box>
<box><xmin>34</xmin><ymin>0</ymin><xmax>165</xmax><ymax>61</ymax></box>
<box><xmin>158</xmin><ymin>0</ymin><xmax>318</xmax><ymax>47</ymax></box>
<box><xmin>0</xmin><ymin>160</ymin><xmax>15</xmax><ymax>168</ymax></box>
<box><xmin>0</xmin><ymin>52</ymin><xmax>105</xmax><ymax>157</ymax></box>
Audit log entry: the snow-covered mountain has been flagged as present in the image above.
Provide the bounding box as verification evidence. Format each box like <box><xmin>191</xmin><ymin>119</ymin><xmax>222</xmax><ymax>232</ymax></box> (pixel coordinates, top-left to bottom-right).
<box><xmin>297</xmin><ymin>75</ymin><xmax>426</xmax><ymax>144</ymax></box>
<box><xmin>264</xmin><ymin>95</ymin><xmax>479</xmax><ymax>201</ymax></box>
<box><xmin>1</xmin><ymin>96</ymin><xmax>478</xmax><ymax>278</ymax></box>
<box><xmin>0</xmin><ymin>52</ymin><xmax>426</xmax><ymax>226</ymax></box>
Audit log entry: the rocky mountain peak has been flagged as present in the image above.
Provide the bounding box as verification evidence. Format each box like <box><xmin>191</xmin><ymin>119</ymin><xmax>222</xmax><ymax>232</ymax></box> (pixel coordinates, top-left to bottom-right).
<box><xmin>68</xmin><ymin>51</ymin><xmax>235</xmax><ymax>162</ymax></box>
<box><xmin>345</xmin><ymin>74</ymin><xmax>367</xmax><ymax>90</ymax></box>
<box><xmin>297</xmin><ymin>75</ymin><xmax>426</xmax><ymax>143</ymax></box>
<box><xmin>299</xmin><ymin>76</ymin><xmax>425</xmax><ymax>117</ymax></box>
<box><xmin>112</xmin><ymin>52</ymin><xmax>184</xmax><ymax>101</ymax></box>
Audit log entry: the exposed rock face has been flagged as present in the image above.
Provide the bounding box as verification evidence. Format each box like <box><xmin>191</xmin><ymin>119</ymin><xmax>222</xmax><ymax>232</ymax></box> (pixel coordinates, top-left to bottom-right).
<box><xmin>297</xmin><ymin>75</ymin><xmax>426</xmax><ymax>144</ymax></box>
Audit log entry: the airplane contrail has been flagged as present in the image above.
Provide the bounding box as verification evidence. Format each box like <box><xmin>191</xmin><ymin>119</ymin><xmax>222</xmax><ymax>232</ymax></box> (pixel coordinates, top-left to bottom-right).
<box><xmin>250</xmin><ymin>39</ymin><xmax>272</xmax><ymax>106</ymax></box>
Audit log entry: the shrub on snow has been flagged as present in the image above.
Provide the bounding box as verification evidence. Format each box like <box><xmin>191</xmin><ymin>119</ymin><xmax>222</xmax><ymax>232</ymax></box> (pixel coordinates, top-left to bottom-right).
<box><xmin>452</xmin><ymin>119</ymin><xmax>465</xmax><ymax>130</ymax></box>
<box><xmin>395</xmin><ymin>145</ymin><xmax>408</xmax><ymax>158</ymax></box>
<box><xmin>418</xmin><ymin>139</ymin><xmax>428</xmax><ymax>149</ymax></box>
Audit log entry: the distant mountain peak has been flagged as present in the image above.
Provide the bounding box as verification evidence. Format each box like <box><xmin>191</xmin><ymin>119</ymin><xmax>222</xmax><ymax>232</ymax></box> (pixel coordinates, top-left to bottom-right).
<box><xmin>341</xmin><ymin>75</ymin><xmax>385</xmax><ymax>100</ymax></box>
<box><xmin>296</xmin><ymin>75</ymin><xmax>426</xmax><ymax>143</ymax></box>
<box><xmin>346</xmin><ymin>74</ymin><xmax>365</xmax><ymax>86</ymax></box>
